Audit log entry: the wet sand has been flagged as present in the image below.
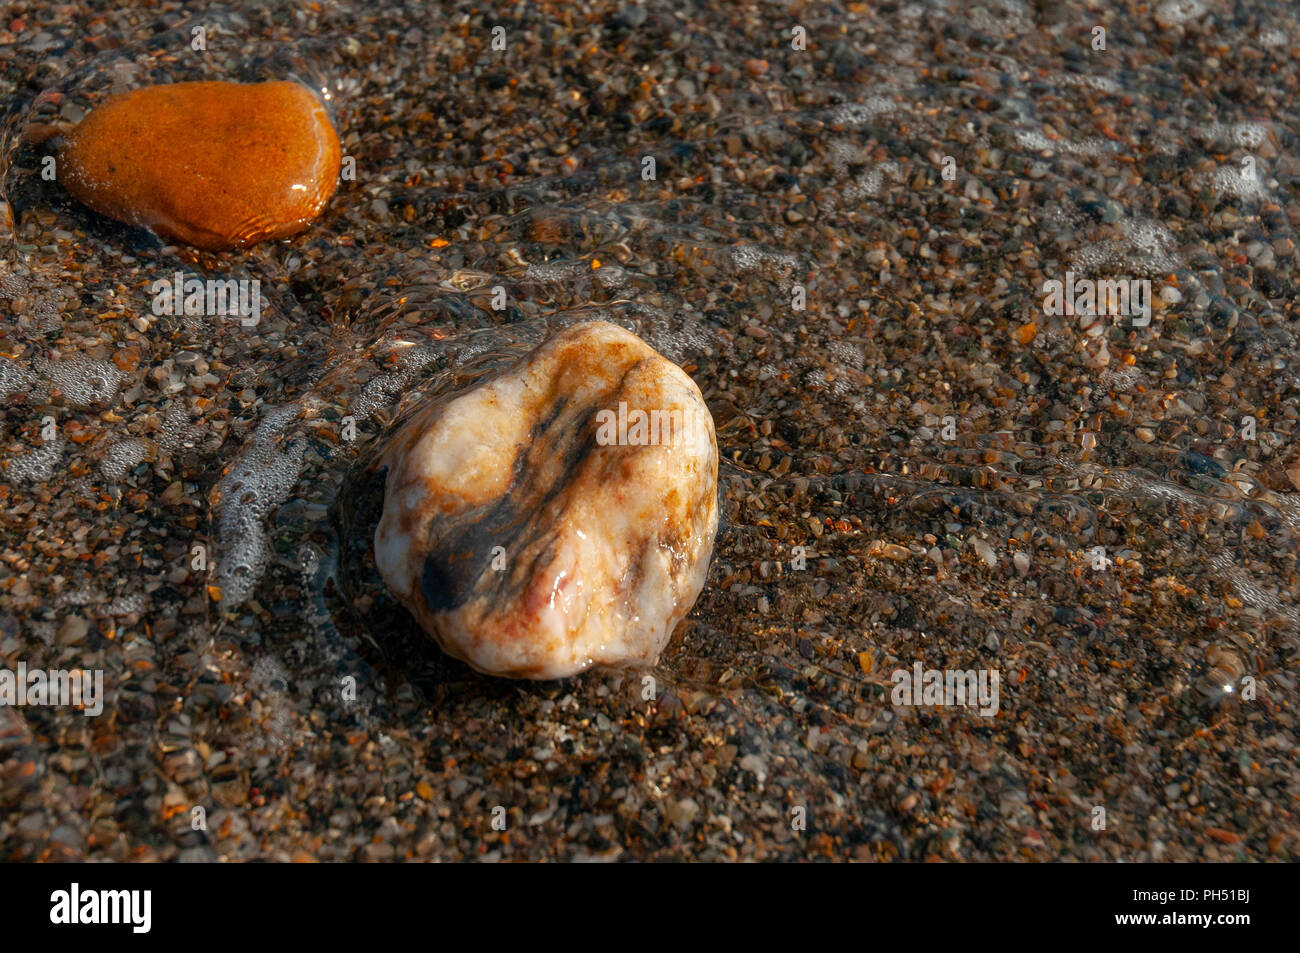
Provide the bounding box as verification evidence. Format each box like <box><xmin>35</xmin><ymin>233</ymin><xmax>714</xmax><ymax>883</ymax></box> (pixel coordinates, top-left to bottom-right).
<box><xmin>1</xmin><ymin>0</ymin><xmax>1297</xmax><ymax>861</ymax></box>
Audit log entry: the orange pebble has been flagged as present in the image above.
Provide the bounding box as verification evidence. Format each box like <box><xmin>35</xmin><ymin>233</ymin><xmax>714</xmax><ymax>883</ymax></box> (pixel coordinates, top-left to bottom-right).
<box><xmin>59</xmin><ymin>80</ymin><xmax>341</xmax><ymax>251</ymax></box>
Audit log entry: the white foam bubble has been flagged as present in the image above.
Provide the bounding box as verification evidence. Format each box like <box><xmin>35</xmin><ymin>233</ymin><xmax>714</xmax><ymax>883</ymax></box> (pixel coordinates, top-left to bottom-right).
<box><xmin>1198</xmin><ymin>164</ymin><xmax>1268</xmax><ymax>199</ymax></box>
<box><xmin>212</xmin><ymin>405</ymin><xmax>307</xmax><ymax>609</ymax></box>
<box><xmin>100</xmin><ymin>438</ymin><xmax>147</xmax><ymax>481</ymax></box>
<box><xmin>39</xmin><ymin>355</ymin><xmax>123</xmax><ymax>407</ymax></box>
<box><xmin>4</xmin><ymin>436</ymin><xmax>63</xmax><ymax>484</ymax></box>
<box><xmin>1122</xmin><ymin>221</ymin><xmax>1184</xmax><ymax>272</ymax></box>
<box><xmin>728</xmin><ymin>244</ymin><xmax>798</xmax><ymax>276</ymax></box>
<box><xmin>1096</xmin><ymin>366</ymin><xmax>1145</xmax><ymax>393</ymax></box>
<box><xmin>967</xmin><ymin>0</ymin><xmax>1030</xmax><ymax>34</ymax></box>
<box><xmin>1015</xmin><ymin>130</ymin><xmax>1111</xmax><ymax>157</ymax></box>
<box><xmin>841</xmin><ymin>162</ymin><xmax>898</xmax><ymax>202</ymax></box>
<box><xmin>1209</xmin><ymin>553</ymin><xmax>1300</xmax><ymax>625</ymax></box>
<box><xmin>105</xmin><ymin>592</ymin><xmax>146</xmax><ymax>616</ymax></box>
<box><xmin>1156</xmin><ymin>0</ymin><xmax>1207</xmax><ymax>26</ymax></box>
<box><xmin>826</xmin><ymin>138</ymin><xmax>866</xmax><ymax>176</ymax></box>
<box><xmin>828</xmin><ymin>341</ymin><xmax>865</xmax><ymax>369</ymax></box>
<box><xmin>54</xmin><ymin>586</ymin><xmax>99</xmax><ymax>608</ymax></box>
<box><xmin>1202</xmin><ymin>121</ymin><xmax>1272</xmax><ymax>149</ymax></box>
<box><xmin>158</xmin><ymin>401</ymin><xmax>202</xmax><ymax>451</ymax></box>
<box><xmin>350</xmin><ymin>344</ymin><xmax>440</xmax><ymax>424</ymax></box>
<box><xmin>0</xmin><ymin>358</ymin><xmax>34</xmax><ymax>401</ymax></box>
<box><xmin>1229</xmin><ymin>123</ymin><xmax>1270</xmax><ymax>148</ymax></box>
<box><xmin>827</xmin><ymin>96</ymin><xmax>897</xmax><ymax>127</ymax></box>
<box><xmin>1071</xmin><ymin>219</ymin><xmax>1182</xmax><ymax>276</ymax></box>
<box><xmin>249</xmin><ymin>655</ymin><xmax>290</xmax><ymax>693</ymax></box>
<box><xmin>1056</xmin><ymin>74</ymin><xmax>1121</xmax><ymax>94</ymax></box>
<box><xmin>525</xmin><ymin>260</ymin><xmax>584</xmax><ymax>282</ymax></box>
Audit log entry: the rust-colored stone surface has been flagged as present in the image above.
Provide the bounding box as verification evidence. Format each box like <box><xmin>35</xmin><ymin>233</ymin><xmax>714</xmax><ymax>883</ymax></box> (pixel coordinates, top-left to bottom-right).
<box><xmin>59</xmin><ymin>80</ymin><xmax>341</xmax><ymax>251</ymax></box>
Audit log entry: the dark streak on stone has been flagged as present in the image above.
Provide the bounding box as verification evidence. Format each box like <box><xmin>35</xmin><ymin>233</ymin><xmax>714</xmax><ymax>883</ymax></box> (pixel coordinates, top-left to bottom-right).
<box><xmin>418</xmin><ymin>398</ymin><xmax>603</xmax><ymax>614</ymax></box>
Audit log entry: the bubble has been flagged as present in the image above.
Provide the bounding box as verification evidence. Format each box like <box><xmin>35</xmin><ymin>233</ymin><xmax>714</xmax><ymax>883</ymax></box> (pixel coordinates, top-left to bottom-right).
<box><xmin>826</xmin><ymin>139</ymin><xmax>866</xmax><ymax>177</ymax></box>
<box><xmin>211</xmin><ymin>405</ymin><xmax>307</xmax><ymax>609</ymax></box>
<box><xmin>99</xmin><ymin>438</ymin><xmax>147</xmax><ymax>481</ymax></box>
<box><xmin>1198</xmin><ymin>164</ymin><xmax>1268</xmax><ymax>199</ymax></box>
<box><xmin>1155</xmin><ymin>0</ymin><xmax>1207</xmax><ymax>27</ymax></box>
<box><xmin>524</xmin><ymin>259</ymin><xmax>585</xmax><ymax>284</ymax></box>
<box><xmin>4</xmin><ymin>435</ymin><xmax>63</xmax><ymax>484</ymax></box>
<box><xmin>1228</xmin><ymin>123</ymin><xmax>1270</xmax><ymax>148</ymax></box>
<box><xmin>38</xmin><ymin>354</ymin><xmax>123</xmax><ymax>407</ymax></box>
<box><xmin>1056</xmin><ymin>74</ymin><xmax>1121</xmax><ymax>95</ymax></box>
<box><xmin>841</xmin><ymin>162</ymin><xmax>897</xmax><ymax>203</ymax></box>
<box><xmin>1119</xmin><ymin>221</ymin><xmax>1184</xmax><ymax>273</ymax></box>
<box><xmin>1107</xmin><ymin>469</ymin><xmax>1198</xmax><ymax>506</ymax></box>
<box><xmin>250</xmin><ymin>655</ymin><xmax>290</xmax><ymax>694</ymax></box>
<box><xmin>804</xmin><ymin>368</ymin><xmax>830</xmax><ymax>391</ymax></box>
<box><xmin>212</xmin><ymin>514</ymin><xmax>270</xmax><ymax>611</ymax></box>
<box><xmin>105</xmin><ymin>593</ymin><xmax>145</xmax><ymax>616</ymax></box>
<box><xmin>967</xmin><ymin>0</ymin><xmax>1030</xmax><ymax>34</ymax></box>
<box><xmin>158</xmin><ymin>401</ymin><xmax>203</xmax><ymax>451</ymax></box>
<box><xmin>727</xmin><ymin>244</ymin><xmax>798</xmax><ymax>277</ymax></box>
<box><xmin>1014</xmin><ymin>129</ymin><xmax>1111</xmax><ymax>158</ymax></box>
<box><xmin>0</xmin><ymin>358</ymin><xmax>35</xmax><ymax>401</ymax></box>
<box><xmin>1096</xmin><ymin>366</ymin><xmax>1145</xmax><ymax>394</ymax></box>
<box><xmin>349</xmin><ymin>344</ymin><xmax>440</xmax><ymax>424</ymax></box>
<box><xmin>827</xmin><ymin>97</ymin><xmax>898</xmax><ymax>127</ymax></box>
<box><xmin>1071</xmin><ymin>219</ymin><xmax>1182</xmax><ymax>277</ymax></box>
<box><xmin>828</xmin><ymin>341</ymin><xmax>865</xmax><ymax>369</ymax></box>
<box><xmin>54</xmin><ymin>586</ymin><xmax>99</xmax><ymax>608</ymax></box>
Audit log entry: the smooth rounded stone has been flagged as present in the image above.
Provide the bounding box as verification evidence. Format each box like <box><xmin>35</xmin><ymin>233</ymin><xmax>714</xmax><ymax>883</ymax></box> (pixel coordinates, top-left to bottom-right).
<box><xmin>373</xmin><ymin>321</ymin><xmax>719</xmax><ymax>679</ymax></box>
<box><xmin>58</xmin><ymin>80</ymin><xmax>341</xmax><ymax>251</ymax></box>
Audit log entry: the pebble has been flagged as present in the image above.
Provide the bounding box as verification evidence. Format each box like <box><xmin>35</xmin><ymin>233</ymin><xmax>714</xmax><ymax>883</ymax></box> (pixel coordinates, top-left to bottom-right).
<box><xmin>373</xmin><ymin>322</ymin><xmax>719</xmax><ymax>679</ymax></box>
<box><xmin>57</xmin><ymin>614</ymin><xmax>89</xmax><ymax>645</ymax></box>
<box><xmin>1287</xmin><ymin>459</ymin><xmax>1300</xmax><ymax>492</ymax></box>
<box><xmin>8</xmin><ymin>0</ymin><xmax>1297</xmax><ymax>865</ymax></box>
<box><xmin>739</xmin><ymin>754</ymin><xmax>767</xmax><ymax>782</ymax></box>
<box><xmin>665</xmin><ymin>798</ymin><xmax>700</xmax><ymax>831</ymax></box>
<box><xmin>970</xmin><ymin>537</ymin><xmax>997</xmax><ymax>568</ymax></box>
<box><xmin>58</xmin><ymin>80</ymin><xmax>341</xmax><ymax>251</ymax></box>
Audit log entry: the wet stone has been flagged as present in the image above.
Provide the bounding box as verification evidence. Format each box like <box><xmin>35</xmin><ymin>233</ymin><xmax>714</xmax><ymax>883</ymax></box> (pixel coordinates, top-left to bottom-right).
<box><xmin>58</xmin><ymin>80</ymin><xmax>341</xmax><ymax>251</ymax></box>
<box><xmin>373</xmin><ymin>321</ymin><xmax>719</xmax><ymax>680</ymax></box>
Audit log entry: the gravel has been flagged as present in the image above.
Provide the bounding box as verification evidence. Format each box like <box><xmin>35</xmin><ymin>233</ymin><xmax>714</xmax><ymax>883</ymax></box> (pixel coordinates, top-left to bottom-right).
<box><xmin>1</xmin><ymin>0</ymin><xmax>1298</xmax><ymax>862</ymax></box>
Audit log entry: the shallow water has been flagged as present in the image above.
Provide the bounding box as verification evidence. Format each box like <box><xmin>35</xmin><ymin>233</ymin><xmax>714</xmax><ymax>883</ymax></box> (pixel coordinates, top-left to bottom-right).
<box><xmin>1</xmin><ymin>1</ymin><xmax>1297</xmax><ymax>860</ymax></box>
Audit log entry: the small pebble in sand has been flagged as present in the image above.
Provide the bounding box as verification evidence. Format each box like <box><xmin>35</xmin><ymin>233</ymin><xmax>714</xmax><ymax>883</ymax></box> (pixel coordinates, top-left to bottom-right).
<box><xmin>373</xmin><ymin>321</ymin><xmax>718</xmax><ymax>679</ymax></box>
<box><xmin>58</xmin><ymin>80</ymin><xmax>341</xmax><ymax>251</ymax></box>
